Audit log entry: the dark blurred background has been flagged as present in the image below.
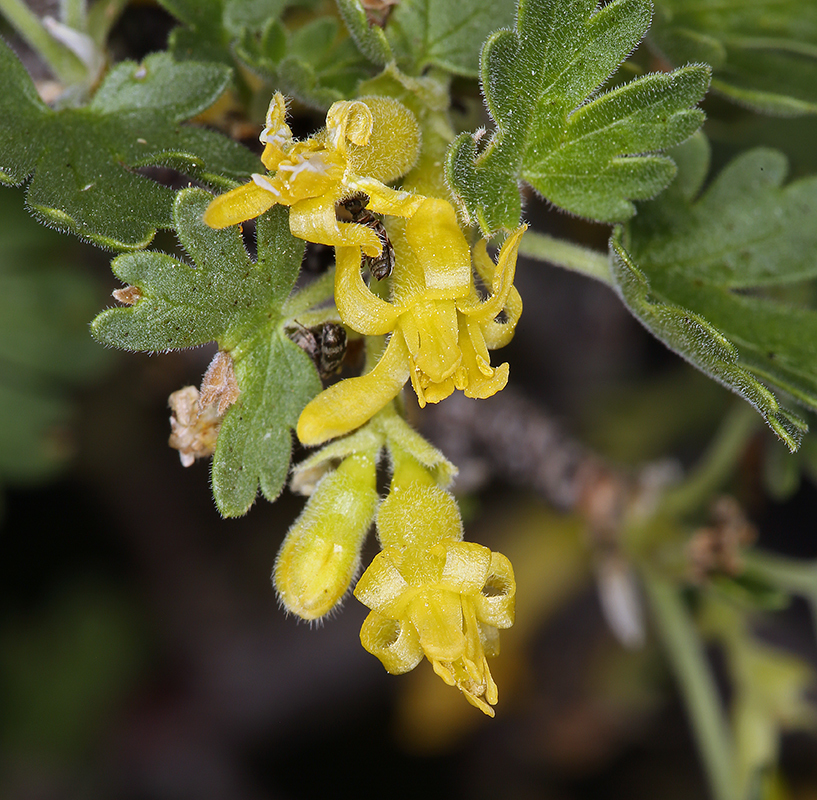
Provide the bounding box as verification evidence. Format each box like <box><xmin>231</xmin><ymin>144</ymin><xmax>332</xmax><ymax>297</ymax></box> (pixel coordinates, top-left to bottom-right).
<box><xmin>3</xmin><ymin>3</ymin><xmax>817</xmax><ymax>799</ymax></box>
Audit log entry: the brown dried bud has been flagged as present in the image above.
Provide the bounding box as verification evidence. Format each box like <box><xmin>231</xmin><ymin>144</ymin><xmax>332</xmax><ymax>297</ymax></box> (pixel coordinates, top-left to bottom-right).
<box><xmin>199</xmin><ymin>350</ymin><xmax>240</xmax><ymax>414</ymax></box>
<box><xmin>687</xmin><ymin>496</ymin><xmax>757</xmax><ymax>583</ymax></box>
<box><xmin>112</xmin><ymin>285</ymin><xmax>142</xmax><ymax>305</ymax></box>
<box><xmin>360</xmin><ymin>0</ymin><xmax>399</xmax><ymax>26</ymax></box>
<box><xmin>168</xmin><ymin>351</ymin><xmax>240</xmax><ymax>466</ymax></box>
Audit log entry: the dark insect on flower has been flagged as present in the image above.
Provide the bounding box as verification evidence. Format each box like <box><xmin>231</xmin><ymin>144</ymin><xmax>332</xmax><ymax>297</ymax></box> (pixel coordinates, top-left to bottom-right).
<box><xmin>337</xmin><ymin>192</ymin><xmax>395</xmax><ymax>281</ymax></box>
<box><xmin>289</xmin><ymin>322</ymin><xmax>348</xmax><ymax>381</ymax></box>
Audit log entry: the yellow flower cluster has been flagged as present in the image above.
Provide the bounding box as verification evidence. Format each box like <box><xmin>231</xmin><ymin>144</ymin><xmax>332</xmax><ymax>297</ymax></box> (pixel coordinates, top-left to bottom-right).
<box><xmin>204</xmin><ymin>93</ymin><xmax>521</xmax><ymax>715</ymax></box>
<box><xmin>204</xmin><ymin>92</ymin><xmax>524</xmax><ymax>446</ymax></box>
<box><xmin>355</xmin><ymin>458</ymin><xmax>515</xmax><ymax>717</ymax></box>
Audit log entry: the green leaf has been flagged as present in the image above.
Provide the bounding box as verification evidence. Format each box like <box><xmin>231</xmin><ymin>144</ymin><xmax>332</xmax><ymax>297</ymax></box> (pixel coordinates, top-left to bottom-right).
<box><xmin>650</xmin><ymin>0</ymin><xmax>817</xmax><ymax>116</ymax></box>
<box><xmin>445</xmin><ymin>0</ymin><xmax>710</xmax><ymax>232</ymax></box>
<box><xmin>0</xmin><ymin>44</ymin><xmax>257</xmax><ymax>250</ymax></box>
<box><xmin>161</xmin><ymin>0</ymin><xmax>367</xmax><ymax>108</ymax></box>
<box><xmin>235</xmin><ymin>16</ymin><xmax>372</xmax><ymax>108</ymax></box>
<box><xmin>610</xmin><ymin>137</ymin><xmax>817</xmax><ymax>450</ymax></box>
<box><xmin>91</xmin><ymin>189</ymin><xmax>322</xmax><ymax>516</ymax></box>
<box><xmin>385</xmin><ymin>0</ymin><xmax>515</xmax><ymax>77</ymax></box>
<box><xmin>336</xmin><ymin>0</ymin><xmax>393</xmax><ymax>66</ymax></box>
<box><xmin>160</xmin><ymin>0</ymin><xmax>287</xmax><ymax>65</ymax></box>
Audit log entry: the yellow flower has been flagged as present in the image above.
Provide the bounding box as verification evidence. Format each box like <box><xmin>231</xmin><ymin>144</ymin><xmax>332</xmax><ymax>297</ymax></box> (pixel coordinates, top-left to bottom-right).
<box><xmin>353</xmin><ymin>476</ymin><xmax>515</xmax><ymax>716</ymax></box>
<box><xmin>297</xmin><ymin>196</ymin><xmax>526</xmax><ymax>445</ymax></box>
<box><xmin>203</xmin><ymin>92</ymin><xmax>423</xmax><ymax>255</ymax></box>
<box><xmin>274</xmin><ymin>452</ymin><xmax>378</xmax><ymax>620</ymax></box>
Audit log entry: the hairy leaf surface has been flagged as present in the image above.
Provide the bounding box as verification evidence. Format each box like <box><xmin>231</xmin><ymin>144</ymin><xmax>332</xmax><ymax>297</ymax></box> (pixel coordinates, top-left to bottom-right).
<box><xmin>92</xmin><ymin>190</ymin><xmax>321</xmax><ymax>515</ymax></box>
<box><xmin>385</xmin><ymin>0</ymin><xmax>515</xmax><ymax>77</ymax></box>
<box><xmin>446</xmin><ymin>0</ymin><xmax>710</xmax><ymax>232</ymax></box>
<box><xmin>650</xmin><ymin>0</ymin><xmax>817</xmax><ymax>116</ymax></box>
<box><xmin>611</xmin><ymin>137</ymin><xmax>817</xmax><ymax>450</ymax></box>
<box><xmin>0</xmin><ymin>44</ymin><xmax>256</xmax><ymax>250</ymax></box>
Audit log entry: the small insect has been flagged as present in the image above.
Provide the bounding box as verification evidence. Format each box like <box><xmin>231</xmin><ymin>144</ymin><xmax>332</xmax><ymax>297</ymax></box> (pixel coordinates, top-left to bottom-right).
<box><xmin>289</xmin><ymin>322</ymin><xmax>347</xmax><ymax>381</ymax></box>
<box><xmin>337</xmin><ymin>192</ymin><xmax>395</xmax><ymax>281</ymax></box>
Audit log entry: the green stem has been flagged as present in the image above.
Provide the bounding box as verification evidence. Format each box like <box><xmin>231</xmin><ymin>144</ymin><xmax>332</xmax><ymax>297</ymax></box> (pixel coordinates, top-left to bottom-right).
<box><xmin>660</xmin><ymin>403</ymin><xmax>758</xmax><ymax>518</ymax></box>
<box><xmin>60</xmin><ymin>0</ymin><xmax>86</xmax><ymax>32</ymax></box>
<box><xmin>644</xmin><ymin>571</ymin><xmax>737</xmax><ymax>800</ymax></box>
<box><xmin>743</xmin><ymin>550</ymin><xmax>817</xmax><ymax>642</ymax></box>
<box><xmin>282</xmin><ymin>268</ymin><xmax>336</xmax><ymax>319</ymax></box>
<box><xmin>518</xmin><ymin>231</ymin><xmax>611</xmax><ymax>284</ymax></box>
<box><xmin>0</xmin><ymin>0</ymin><xmax>87</xmax><ymax>84</ymax></box>
<box><xmin>745</xmin><ymin>551</ymin><xmax>817</xmax><ymax>596</ymax></box>
<box><xmin>85</xmin><ymin>0</ymin><xmax>128</xmax><ymax>46</ymax></box>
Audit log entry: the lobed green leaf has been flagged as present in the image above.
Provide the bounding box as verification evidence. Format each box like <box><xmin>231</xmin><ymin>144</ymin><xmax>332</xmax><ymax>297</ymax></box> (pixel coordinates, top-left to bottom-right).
<box><xmin>91</xmin><ymin>189</ymin><xmax>321</xmax><ymax>516</ymax></box>
<box><xmin>650</xmin><ymin>0</ymin><xmax>817</xmax><ymax>116</ymax></box>
<box><xmin>445</xmin><ymin>0</ymin><xmax>710</xmax><ymax>232</ymax></box>
<box><xmin>385</xmin><ymin>0</ymin><xmax>515</xmax><ymax>78</ymax></box>
<box><xmin>0</xmin><ymin>44</ymin><xmax>257</xmax><ymax>250</ymax></box>
<box><xmin>610</xmin><ymin>137</ymin><xmax>817</xmax><ymax>450</ymax></box>
<box><xmin>236</xmin><ymin>16</ymin><xmax>372</xmax><ymax>109</ymax></box>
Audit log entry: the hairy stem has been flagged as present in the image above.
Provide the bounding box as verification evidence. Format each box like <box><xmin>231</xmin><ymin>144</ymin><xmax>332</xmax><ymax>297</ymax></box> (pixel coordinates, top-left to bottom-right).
<box><xmin>519</xmin><ymin>231</ymin><xmax>611</xmax><ymax>284</ymax></box>
<box><xmin>282</xmin><ymin>268</ymin><xmax>336</xmax><ymax>319</ymax></box>
<box><xmin>644</xmin><ymin>571</ymin><xmax>737</xmax><ymax>800</ymax></box>
<box><xmin>660</xmin><ymin>403</ymin><xmax>759</xmax><ymax>518</ymax></box>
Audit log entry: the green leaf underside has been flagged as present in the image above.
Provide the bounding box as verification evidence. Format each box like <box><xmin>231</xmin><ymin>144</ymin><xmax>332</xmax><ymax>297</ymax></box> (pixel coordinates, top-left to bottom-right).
<box><xmin>611</xmin><ymin>140</ymin><xmax>817</xmax><ymax>450</ymax></box>
<box><xmin>0</xmin><ymin>44</ymin><xmax>257</xmax><ymax>250</ymax></box>
<box><xmin>445</xmin><ymin>0</ymin><xmax>710</xmax><ymax>233</ymax></box>
<box><xmin>385</xmin><ymin>0</ymin><xmax>516</xmax><ymax>77</ymax></box>
<box><xmin>650</xmin><ymin>0</ymin><xmax>817</xmax><ymax>116</ymax></box>
<box><xmin>91</xmin><ymin>190</ymin><xmax>321</xmax><ymax>516</ymax></box>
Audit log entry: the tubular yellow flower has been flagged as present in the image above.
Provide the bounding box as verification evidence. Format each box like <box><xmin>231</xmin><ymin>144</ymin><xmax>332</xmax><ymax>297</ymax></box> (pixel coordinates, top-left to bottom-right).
<box><xmin>273</xmin><ymin>452</ymin><xmax>378</xmax><ymax>620</ymax></box>
<box><xmin>203</xmin><ymin>92</ymin><xmax>424</xmax><ymax>254</ymax></box>
<box><xmin>297</xmin><ymin>197</ymin><xmax>526</xmax><ymax>445</ymax></box>
<box><xmin>353</xmin><ymin>464</ymin><xmax>515</xmax><ymax>716</ymax></box>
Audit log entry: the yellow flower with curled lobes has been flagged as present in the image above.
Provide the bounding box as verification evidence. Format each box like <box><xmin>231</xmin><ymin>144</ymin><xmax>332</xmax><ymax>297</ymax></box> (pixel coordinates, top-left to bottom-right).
<box><xmin>353</xmin><ymin>459</ymin><xmax>515</xmax><ymax>716</ymax></box>
<box><xmin>297</xmin><ymin>196</ymin><xmax>526</xmax><ymax>445</ymax></box>
<box><xmin>203</xmin><ymin>92</ymin><xmax>424</xmax><ymax>255</ymax></box>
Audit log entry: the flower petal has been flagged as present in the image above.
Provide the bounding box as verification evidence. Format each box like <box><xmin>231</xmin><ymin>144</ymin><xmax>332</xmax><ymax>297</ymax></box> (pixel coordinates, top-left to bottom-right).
<box><xmin>325</xmin><ymin>99</ymin><xmax>374</xmax><ymax>152</ymax></box>
<box><xmin>354</xmin><ymin>549</ymin><xmax>410</xmax><ymax>613</ymax></box>
<box><xmin>409</xmin><ymin>588</ymin><xmax>466</xmax><ymax>663</ymax></box>
<box><xmin>296</xmin><ymin>334</ymin><xmax>411</xmax><ymax>445</ymax></box>
<box><xmin>474</xmin><ymin>551</ymin><xmax>516</xmax><ymax>629</ymax></box>
<box><xmin>400</xmin><ymin>300</ymin><xmax>461</xmax><ymax>384</ymax></box>
<box><xmin>259</xmin><ymin>92</ymin><xmax>292</xmax><ymax>170</ymax></box>
<box><xmin>203</xmin><ymin>181</ymin><xmax>278</xmax><ymax>229</ymax></box>
<box><xmin>405</xmin><ymin>198</ymin><xmax>471</xmax><ymax>298</ymax></box>
<box><xmin>335</xmin><ymin>246</ymin><xmax>401</xmax><ymax>335</ymax></box>
<box><xmin>440</xmin><ymin>541</ymin><xmax>492</xmax><ymax>596</ymax></box>
<box><xmin>290</xmin><ymin>195</ymin><xmax>382</xmax><ymax>255</ymax></box>
<box><xmin>481</xmin><ymin>285</ymin><xmax>522</xmax><ymax>349</ymax></box>
<box><xmin>351</xmin><ymin>177</ymin><xmax>425</xmax><ymax>218</ymax></box>
<box><xmin>459</xmin><ymin>225</ymin><xmax>526</xmax><ymax>322</ymax></box>
<box><xmin>360</xmin><ymin>611</ymin><xmax>424</xmax><ymax>674</ymax></box>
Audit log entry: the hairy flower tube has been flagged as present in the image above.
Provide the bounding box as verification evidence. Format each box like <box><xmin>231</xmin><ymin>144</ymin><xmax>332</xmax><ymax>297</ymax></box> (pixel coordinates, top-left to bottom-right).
<box><xmin>353</xmin><ymin>454</ymin><xmax>515</xmax><ymax>716</ymax></box>
<box><xmin>274</xmin><ymin>452</ymin><xmax>378</xmax><ymax>620</ymax></box>
<box><xmin>297</xmin><ymin>197</ymin><xmax>526</xmax><ymax>445</ymax></box>
<box><xmin>203</xmin><ymin>92</ymin><xmax>424</xmax><ymax>253</ymax></box>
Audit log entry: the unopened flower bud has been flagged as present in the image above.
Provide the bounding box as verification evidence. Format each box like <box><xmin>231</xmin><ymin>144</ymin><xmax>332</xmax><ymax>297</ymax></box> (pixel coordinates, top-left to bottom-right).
<box><xmin>274</xmin><ymin>453</ymin><xmax>378</xmax><ymax>620</ymax></box>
